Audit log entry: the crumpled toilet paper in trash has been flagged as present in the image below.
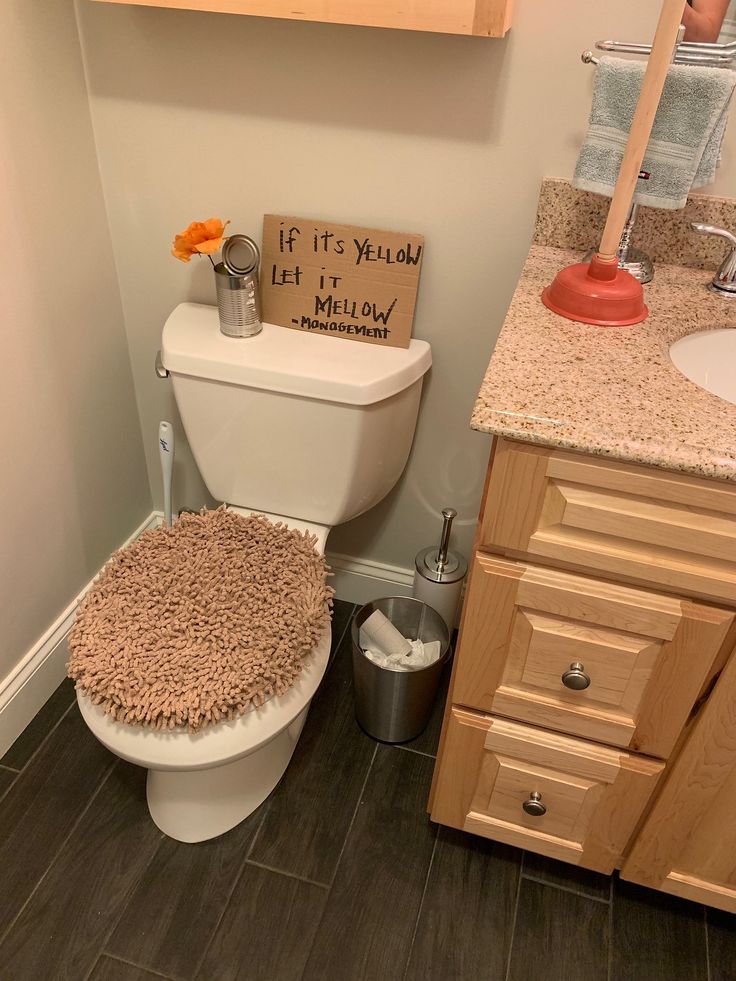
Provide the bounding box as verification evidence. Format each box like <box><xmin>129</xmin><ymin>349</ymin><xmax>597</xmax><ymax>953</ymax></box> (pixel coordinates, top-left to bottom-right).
<box><xmin>358</xmin><ymin>627</ymin><xmax>441</xmax><ymax>672</ymax></box>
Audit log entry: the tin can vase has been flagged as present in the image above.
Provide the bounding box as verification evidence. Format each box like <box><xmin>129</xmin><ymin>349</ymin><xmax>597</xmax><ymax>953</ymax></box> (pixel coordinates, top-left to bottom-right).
<box><xmin>213</xmin><ymin>260</ymin><xmax>262</xmax><ymax>339</ymax></box>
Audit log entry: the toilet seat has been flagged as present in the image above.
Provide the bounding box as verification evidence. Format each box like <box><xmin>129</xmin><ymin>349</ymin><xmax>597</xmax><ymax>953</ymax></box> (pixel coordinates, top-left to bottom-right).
<box><xmin>76</xmin><ymin>509</ymin><xmax>332</xmax><ymax>773</ymax></box>
<box><xmin>227</xmin><ymin>507</ymin><xmax>330</xmax><ymax>553</ymax></box>
<box><xmin>77</xmin><ymin>625</ymin><xmax>330</xmax><ymax>771</ymax></box>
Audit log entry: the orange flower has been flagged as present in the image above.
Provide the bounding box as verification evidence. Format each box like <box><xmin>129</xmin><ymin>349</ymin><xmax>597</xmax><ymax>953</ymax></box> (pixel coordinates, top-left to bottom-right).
<box><xmin>171</xmin><ymin>218</ymin><xmax>230</xmax><ymax>262</ymax></box>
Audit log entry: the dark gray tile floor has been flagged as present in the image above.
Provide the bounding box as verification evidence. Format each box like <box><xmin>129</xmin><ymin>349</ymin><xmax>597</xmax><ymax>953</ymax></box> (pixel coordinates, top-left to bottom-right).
<box><xmin>1</xmin><ymin>598</ymin><xmax>735</xmax><ymax>980</ymax></box>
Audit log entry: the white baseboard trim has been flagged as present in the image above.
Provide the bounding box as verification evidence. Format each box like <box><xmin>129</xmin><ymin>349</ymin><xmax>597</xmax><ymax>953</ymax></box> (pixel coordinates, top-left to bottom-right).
<box><xmin>326</xmin><ymin>551</ymin><xmax>414</xmax><ymax>606</ymax></box>
<box><xmin>0</xmin><ymin>510</ymin><xmax>412</xmax><ymax>756</ymax></box>
<box><xmin>0</xmin><ymin>510</ymin><xmax>161</xmax><ymax>759</ymax></box>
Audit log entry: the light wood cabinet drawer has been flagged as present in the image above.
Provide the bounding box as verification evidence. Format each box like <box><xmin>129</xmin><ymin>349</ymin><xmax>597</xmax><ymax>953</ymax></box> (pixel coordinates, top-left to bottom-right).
<box><xmin>430</xmin><ymin>709</ymin><xmax>664</xmax><ymax>873</ymax></box>
<box><xmin>481</xmin><ymin>439</ymin><xmax>736</xmax><ymax>605</ymax></box>
<box><xmin>453</xmin><ymin>554</ymin><xmax>735</xmax><ymax>757</ymax></box>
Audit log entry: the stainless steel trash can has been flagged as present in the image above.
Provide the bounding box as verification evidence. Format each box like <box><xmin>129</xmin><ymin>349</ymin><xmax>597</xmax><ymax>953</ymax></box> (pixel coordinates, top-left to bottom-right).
<box><xmin>351</xmin><ymin>597</ymin><xmax>451</xmax><ymax>743</ymax></box>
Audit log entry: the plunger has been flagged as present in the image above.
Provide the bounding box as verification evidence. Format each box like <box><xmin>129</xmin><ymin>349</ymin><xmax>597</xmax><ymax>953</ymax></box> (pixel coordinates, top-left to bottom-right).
<box><xmin>542</xmin><ymin>0</ymin><xmax>686</xmax><ymax>326</ymax></box>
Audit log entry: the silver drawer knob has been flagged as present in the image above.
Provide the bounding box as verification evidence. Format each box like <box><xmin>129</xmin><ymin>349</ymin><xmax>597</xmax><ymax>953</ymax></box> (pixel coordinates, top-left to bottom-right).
<box><xmin>522</xmin><ymin>792</ymin><xmax>547</xmax><ymax>817</ymax></box>
<box><xmin>561</xmin><ymin>662</ymin><xmax>591</xmax><ymax>691</ymax></box>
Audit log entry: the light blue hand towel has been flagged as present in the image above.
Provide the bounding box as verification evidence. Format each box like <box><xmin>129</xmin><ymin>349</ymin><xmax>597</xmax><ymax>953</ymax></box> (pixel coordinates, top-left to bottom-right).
<box><xmin>720</xmin><ymin>2</ymin><xmax>736</xmax><ymax>44</ymax></box>
<box><xmin>573</xmin><ymin>56</ymin><xmax>736</xmax><ymax>209</ymax></box>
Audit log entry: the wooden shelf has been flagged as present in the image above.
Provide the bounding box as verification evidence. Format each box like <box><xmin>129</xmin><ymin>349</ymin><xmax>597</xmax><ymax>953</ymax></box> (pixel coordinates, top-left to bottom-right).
<box><xmin>91</xmin><ymin>0</ymin><xmax>514</xmax><ymax>36</ymax></box>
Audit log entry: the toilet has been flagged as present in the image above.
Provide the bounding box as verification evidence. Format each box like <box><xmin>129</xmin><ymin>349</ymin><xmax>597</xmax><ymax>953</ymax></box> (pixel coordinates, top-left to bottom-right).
<box><xmin>76</xmin><ymin>302</ymin><xmax>431</xmax><ymax>843</ymax></box>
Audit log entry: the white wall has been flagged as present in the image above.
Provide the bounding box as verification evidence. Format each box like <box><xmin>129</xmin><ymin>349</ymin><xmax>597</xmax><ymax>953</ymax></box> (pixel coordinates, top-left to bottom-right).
<box><xmin>0</xmin><ymin>0</ymin><xmax>151</xmax><ymax>683</ymax></box>
<box><xmin>75</xmin><ymin>0</ymin><xmax>736</xmax><ymax>573</ymax></box>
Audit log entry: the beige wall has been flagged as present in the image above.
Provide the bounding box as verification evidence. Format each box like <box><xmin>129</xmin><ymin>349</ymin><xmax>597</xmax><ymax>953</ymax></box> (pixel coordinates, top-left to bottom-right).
<box><xmin>0</xmin><ymin>0</ymin><xmax>151</xmax><ymax>679</ymax></box>
<box><xmin>76</xmin><ymin>0</ymin><xmax>736</xmax><ymax>573</ymax></box>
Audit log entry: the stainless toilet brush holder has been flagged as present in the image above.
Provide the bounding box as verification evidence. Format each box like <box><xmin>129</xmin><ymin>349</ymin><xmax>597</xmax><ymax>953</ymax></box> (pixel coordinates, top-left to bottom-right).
<box><xmin>412</xmin><ymin>507</ymin><xmax>467</xmax><ymax>634</ymax></box>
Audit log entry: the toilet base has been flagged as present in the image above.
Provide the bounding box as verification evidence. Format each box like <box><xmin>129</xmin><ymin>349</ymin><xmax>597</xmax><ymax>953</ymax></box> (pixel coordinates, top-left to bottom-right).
<box><xmin>146</xmin><ymin>705</ymin><xmax>309</xmax><ymax>843</ymax></box>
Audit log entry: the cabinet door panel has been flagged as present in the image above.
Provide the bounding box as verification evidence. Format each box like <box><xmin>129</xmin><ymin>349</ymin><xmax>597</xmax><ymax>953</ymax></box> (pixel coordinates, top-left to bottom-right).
<box><xmin>430</xmin><ymin>709</ymin><xmax>663</xmax><ymax>873</ymax></box>
<box><xmin>622</xmin><ymin>648</ymin><xmax>736</xmax><ymax>914</ymax></box>
<box><xmin>480</xmin><ymin>439</ymin><xmax>736</xmax><ymax>605</ymax></box>
<box><xmin>453</xmin><ymin>554</ymin><xmax>734</xmax><ymax>757</ymax></box>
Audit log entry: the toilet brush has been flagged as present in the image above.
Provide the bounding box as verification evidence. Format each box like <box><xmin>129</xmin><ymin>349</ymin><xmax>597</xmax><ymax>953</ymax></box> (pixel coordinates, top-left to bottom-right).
<box><xmin>413</xmin><ymin>508</ymin><xmax>468</xmax><ymax>634</ymax></box>
<box><xmin>159</xmin><ymin>421</ymin><xmax>174</xmax><ymax>527</ymax></box>
<box><xmin>542</xmin><ymin>0</ymin><xmax>686</xmax><ymax>326</ymax></box>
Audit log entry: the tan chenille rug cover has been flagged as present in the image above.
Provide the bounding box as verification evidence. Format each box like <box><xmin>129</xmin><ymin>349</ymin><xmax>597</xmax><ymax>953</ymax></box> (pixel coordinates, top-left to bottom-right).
<box><xmin>68</xmin><ymin>508</ymin><xmax>333</xmax><ymax>732</ymax></box>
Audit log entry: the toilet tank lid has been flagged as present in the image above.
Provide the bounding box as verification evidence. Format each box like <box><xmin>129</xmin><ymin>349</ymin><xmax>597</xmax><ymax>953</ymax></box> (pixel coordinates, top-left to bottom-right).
<box><xmin>162</xmin><ymin>303</ymin><xmax>432</xmax><ymax>406</ymax></box>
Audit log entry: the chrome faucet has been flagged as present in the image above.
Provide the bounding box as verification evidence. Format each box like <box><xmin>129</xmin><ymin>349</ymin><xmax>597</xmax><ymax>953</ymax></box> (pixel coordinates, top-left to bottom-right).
<box><xmin>691</xmin><ymin>223</ymin><xmax>736</xmax><ymax>297</ymax></box>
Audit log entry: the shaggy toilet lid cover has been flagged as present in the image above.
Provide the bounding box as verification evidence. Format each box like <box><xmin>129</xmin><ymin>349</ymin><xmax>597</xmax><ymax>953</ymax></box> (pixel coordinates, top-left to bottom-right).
<box><xmin>68</xmin><ymin>508</ymin><xmax>333</xmax><ymax>732</ymax></box>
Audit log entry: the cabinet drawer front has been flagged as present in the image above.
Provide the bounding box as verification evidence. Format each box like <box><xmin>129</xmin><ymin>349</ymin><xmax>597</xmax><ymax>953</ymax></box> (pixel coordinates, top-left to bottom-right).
<box><xmin>430</xmin><ymin>709</ymin><xmax>663</xmax><ymax>873</ymax></box>
<box><xmin>453</xmin><ymin>555</ymin><xmax>734</xmax><ymax>757</ymax></box>
<box><xmin>480</xmin><ymin>439</ymin><xmax>736</xmax><ymax>605</ymax></box>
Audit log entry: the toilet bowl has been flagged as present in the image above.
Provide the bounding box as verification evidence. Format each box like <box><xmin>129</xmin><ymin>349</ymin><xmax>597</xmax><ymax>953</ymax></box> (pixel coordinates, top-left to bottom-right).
<box><xmin>76</xmin><ymin>303</ymin><xmax>431</xmax><ymax>842</ymax></box>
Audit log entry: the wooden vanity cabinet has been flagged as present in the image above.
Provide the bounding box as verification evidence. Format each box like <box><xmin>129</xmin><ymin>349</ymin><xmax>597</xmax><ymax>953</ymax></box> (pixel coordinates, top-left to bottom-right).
<box><xmin>430</xmin><ymin>437</ymin><xmax>736</xmax><ymax>900</ymax></box>
<box><xmin>92</xmin><ymin>0</ymin><xmax>515</xmax><ymax>37</ymax></box>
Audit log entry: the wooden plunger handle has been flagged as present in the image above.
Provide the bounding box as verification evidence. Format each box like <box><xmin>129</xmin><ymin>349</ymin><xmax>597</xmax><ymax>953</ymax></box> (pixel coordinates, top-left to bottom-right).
<box><xmin>598</xmin><ymin>0</ymin><xmax>687</xmax><ymax>261</ymax></box>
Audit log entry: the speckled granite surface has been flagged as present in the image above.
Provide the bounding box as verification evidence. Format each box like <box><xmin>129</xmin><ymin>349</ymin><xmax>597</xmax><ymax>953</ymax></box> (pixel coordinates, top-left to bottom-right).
<box><xmin>534</xmin><ymin>177</ymin><xmax>736</xmax><ymax>271</ymax></box>
<box><xmin>472</xmin><ymin>243</ymin><xmax>736</xmax><ymax>482</ymax></box>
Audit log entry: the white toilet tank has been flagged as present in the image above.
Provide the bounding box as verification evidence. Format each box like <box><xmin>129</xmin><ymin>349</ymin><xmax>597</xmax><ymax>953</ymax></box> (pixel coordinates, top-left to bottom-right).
<box><xmin>162</xmin><ymin>303</ymin><xmax>432</xmax><ymax>525</ymax></box>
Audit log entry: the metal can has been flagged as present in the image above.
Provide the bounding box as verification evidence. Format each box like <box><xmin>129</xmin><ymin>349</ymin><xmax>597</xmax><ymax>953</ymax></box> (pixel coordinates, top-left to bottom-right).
<box><xmin>351</xmin><ymin>597</ymin><xmax>451</xmax><ymax>743</ymax></box>
<box><xmin>214</xmin><ymin>234</ymin><xmax>262</xmax><ymax>338</ymax></box>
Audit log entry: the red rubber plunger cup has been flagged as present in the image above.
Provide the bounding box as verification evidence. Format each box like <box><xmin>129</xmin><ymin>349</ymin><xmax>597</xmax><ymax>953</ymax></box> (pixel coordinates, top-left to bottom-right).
<box><xmin>542</xmin><ymin>254</ymin><xmax>647</xmax><ymax>327</ymax></box>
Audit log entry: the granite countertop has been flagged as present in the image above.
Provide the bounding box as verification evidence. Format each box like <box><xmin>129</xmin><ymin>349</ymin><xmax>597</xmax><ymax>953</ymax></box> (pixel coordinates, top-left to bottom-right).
<box><xmin>472</xmin><ymin>243</ymin><xmax>736</xmax><ymax>482</ymax></box>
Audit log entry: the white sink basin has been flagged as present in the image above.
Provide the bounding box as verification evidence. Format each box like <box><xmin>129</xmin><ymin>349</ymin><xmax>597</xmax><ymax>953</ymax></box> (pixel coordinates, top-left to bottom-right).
<box><xmin>669</xmin><ymin>329</ymin><xmax>736</xmax><ymax>407</ymax></box>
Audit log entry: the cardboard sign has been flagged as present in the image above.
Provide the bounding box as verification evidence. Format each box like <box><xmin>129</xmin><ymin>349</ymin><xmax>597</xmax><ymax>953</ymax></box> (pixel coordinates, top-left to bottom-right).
<box><xmin>261</xmin><ymin>215</ymin><xmax>424</xmax><ymax>349</ymax></box>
